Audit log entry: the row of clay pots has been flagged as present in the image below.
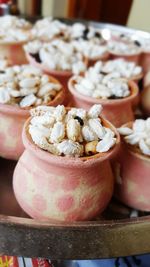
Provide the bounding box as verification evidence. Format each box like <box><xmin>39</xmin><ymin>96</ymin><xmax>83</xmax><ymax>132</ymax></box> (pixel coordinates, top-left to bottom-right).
<box><xmin>1</xmin><ymin>39</ymin><xmax>150</xmax><ymax>73</ymax></box>
<box><xmin>0</xmin><ymin>56</ymin><xmax>145</xmax><ymax>161</ymax></box>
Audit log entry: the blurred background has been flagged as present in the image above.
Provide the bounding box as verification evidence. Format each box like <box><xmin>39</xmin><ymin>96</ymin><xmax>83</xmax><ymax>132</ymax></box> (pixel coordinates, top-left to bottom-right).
<box><xmin>15</xmin><ymin>0</ymin><xmax>150</xmax><ymax>31</ymax></box>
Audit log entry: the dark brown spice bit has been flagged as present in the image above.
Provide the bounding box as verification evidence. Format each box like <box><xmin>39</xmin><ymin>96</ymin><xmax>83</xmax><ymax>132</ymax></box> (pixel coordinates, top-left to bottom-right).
<box><xmin>95</xmin><ymin>32</ymin><xmax>102</xmax><ymax>39</ymax></box>
<box><xmin>134</xmin><ymin>40</ymin><xmax>141</xmax><ymax>47</ymax></box>
<box><xmin>120</xmin><ymin>33</ymin><xmax>125</xmax><ymax>38</ymax></box>
<box><xmin>108</xmin><ymin>95</ymin><xmax>122</xmax><ymax>100</ymax></box>
<box><xmin>74</xmin><ymin>116</ymin><xmax>84</xmax><ymax>126</ymax></box>
<box><xmin>82</xmin><ymin>27</ymin><xmax>89</xmax><ymax>40</ymax></box>
<box><xmin>30</xmin><ymin>53</ymin><xmax>41</xmax><ymax>63</ymax></box>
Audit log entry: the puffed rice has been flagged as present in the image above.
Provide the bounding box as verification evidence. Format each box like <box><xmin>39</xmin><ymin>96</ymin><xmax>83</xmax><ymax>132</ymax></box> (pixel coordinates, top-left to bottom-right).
<box><xmin>0</xmin><ymin>15</ymin><xmax>31</xmax><ymax>42</ymax></box>
<box><xmin>66</xmin><ymin>119</ymin><xmax>81</xmax><ymax>142</ymax></box>
<box><xmin>0</xmin><ymin>65</ymin><xmax>62</xmax><ymax>108</ymax></box>
<box><xmin>73</xmin><ymin>61</ymin><xmax>131</xmax><ymax>99</ymax></box>
<box><xmin>29</xmin><ymin>105</ymin><xmax>116</xmax><ymax>157</ymax></box>
<box><xmin>24</xmin><ymin>39</ymin><xmax>87</xmax><ymax>74</ymax></box>
<box><xmin>118</xmin><ymin>118</ymin><xmax>150</xmax><ymax>156</ymax></box>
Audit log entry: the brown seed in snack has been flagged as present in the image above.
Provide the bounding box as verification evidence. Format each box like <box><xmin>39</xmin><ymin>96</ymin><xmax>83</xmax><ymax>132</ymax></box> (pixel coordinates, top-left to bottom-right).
<box><xmin>49</xmin><ymin>89</ymin><xmax>57</xmax><ymax>100</ymax></box>
<box><xmin>85</xmin><ymin>140</ymin><xmax>98</xmax><ymax>156</ymax></box>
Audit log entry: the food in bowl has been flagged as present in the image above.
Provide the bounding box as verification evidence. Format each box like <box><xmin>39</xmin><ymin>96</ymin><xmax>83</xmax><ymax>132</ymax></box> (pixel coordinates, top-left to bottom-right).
<box><xmin>118</xmin><ymin>118</ymin><xmax>150</xmax><ymax>157</ymax></box>
<box><xmin>24</xmin><ymin>39</ymin><xmax>87</xmax><ymax>75</ymax></box>
<box><xmin>0</xmin><ymin>65</ymin><xmax>63</xmax><ymax>108</ymax></box>
<box><xmin>71</xmin><ymin>62</ymin><xmax>132</xmax><ymax>99</ymax></box>
<box><xmin>107</xmin><ymin>40</ymin><xmax>141</xmax><ymax>56</ymax></box>
<box><xmin>0</xmin><ymin>65</ymin><xmax>65</xmax><ymax>160</ymax></box>
<box><xmin>29</xmin><ymin>104</ymin><xmax>117</xmax><ymax>157</ymax></box>
<box><xmin>13</xmin><ymin>104</ymin><xmax>120</xmax><ymax>222</ymax></box>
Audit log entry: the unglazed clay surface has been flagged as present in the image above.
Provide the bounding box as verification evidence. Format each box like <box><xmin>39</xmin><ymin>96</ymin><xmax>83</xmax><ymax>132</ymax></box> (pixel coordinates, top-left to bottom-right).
<box><xmin>0</xmin><ymin>113</ymin><xmax>27</xmax><ymax>160</ymax></box>
<box><xmin>114</xmin><ymin>144</ymin><xmax>150</xmax><ymax>211</ymax></box>
<box><xmin>13</xmin><ymin>150</ymin><xmax>114</xmax><ymax>222</ymax></box>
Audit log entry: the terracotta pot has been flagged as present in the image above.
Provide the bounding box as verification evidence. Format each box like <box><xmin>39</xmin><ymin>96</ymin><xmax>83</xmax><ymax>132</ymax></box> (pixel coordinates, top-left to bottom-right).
<box><xmin>113</xmin><ymin>122</ymin><xmax>150</xmax><ymax>211</ymax></box>
<box><xmin>0</xmin><ymin>76</ymin><xmax>65</xmax><ymax>160</ymax></box>
<box><xmin>26</xmin><ymin>53</ymin><xmax>88</xmax><ymax>106</ymax></box>
<box><xmin>13</xmin><ymin>117</ymin><xmax>120</xmax><ymax>222</ymax></box>
<box><xmin>68</xmin><ymin>78</ymin><xmax>139</xmax><ymax>127</ymax></box>
<box><xmin>109</xmin><ymin>50</ymin><xmax>141</xmax><ymax>64</ymax></box>
<box><xmin>141</xmin><ymin>86</ymin><xmax>150</xmax><ymax>116</ymax></box>
<box><xmin>0</xmin><ymin>41</ymin><xmax>28</xmax><ymax>65</ymax></box>
<box><xmin>140</xmin><ymin>51</ymin><xmax>150</xmax><ymax>74</ymax></box>
<box><xmin>87</xmin><ymin>51</ymin><xmax>110</xmax><ymax>67</ymax></box>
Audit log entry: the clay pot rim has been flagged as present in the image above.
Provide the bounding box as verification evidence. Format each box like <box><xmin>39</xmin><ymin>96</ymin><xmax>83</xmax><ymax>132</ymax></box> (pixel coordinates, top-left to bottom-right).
<box><xmin>129</xmin><ymin>72</ymin><xmax>143</xmax><ymax>82</ymax></box>
<box><xmin>0</xmin><ymin>75</ymin><xmax>65</xmax><ymax>117</ymax></box>
<box><xmin>108</xmin><ymin>47</ymin><xmax>142</xmax><ymax>57</ymax></box>
<box><xmin>87</xmin><ymin>51</ymin><xmax>109</xmax><ymax>61</ymax></box>
<box><xmin>22</xmin><ymin>113</ymin><xmax>120</xmax><ymax>168</ymax></box>
<box><xmin>26</xmin><ymin>52</ymin><xmax>88</xmax><ymax>78</ymax></box>
<box><xmin>122</xmin><ymin>121</ymin><xmax>150</xmax><ymax>162</ymax></box>
<box><xmin>68</xmin><ymin>78</ymin><xmax>139</xmax><ymax>106</ymax></box>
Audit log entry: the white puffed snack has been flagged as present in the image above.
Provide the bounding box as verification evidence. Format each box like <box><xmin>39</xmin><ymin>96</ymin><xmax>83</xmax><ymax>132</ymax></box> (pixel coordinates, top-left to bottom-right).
<box><xmin>72</xmin><ymin>61</ymin><xmax>130</xmax><ymax>99</ymax></box>
<box><xmin>0</xmin><ymin>65</ymin><xmax>62</xmax><ymax>108</ymax></box>
<box><xmin>117</xmin><ymin>127</ymin><xmax>133</xmax><ymax>135</ymax></box>
<box><xmin>119</xmin><ymin>118</ymin><xmax>150</xmax><ymax>156</ymax></box>
<box><xmin>29</xmin><ymin>105</ymin><xmax>117</xmax><ymax>157</ymax></box>
<box><xmin>50</xmin><ymin>122</ymin><xmax>65</xmax><ymax>143</ymax></box>
<box><xmin>25</xmin><ymin>39</ymin><xmax>87</xmax><ymax>74</ymax></box>
<box><xmin>20</xmin><ymin>94</ymin><xmax>37</xmax><ymax>108</ymax></box>
<box><xmin>53</xmin><ymin>105</ymin><xmax>66</xmax><ymax>122</ymax></box>
<box><xmin>0</xmin><ymin>87</ymin><xmax>10</xmax><ymax>103</ymax></box>
<box><xmin>96</xmin><ymin>132</ymin><xmax>116</xmax><ymax>153</ymax></box>
<box><xmin>82</xmin><ymin>125</ymin><xmax>97</xmax><ymax>142</ymax></box>
<box><xmin>56</xmin><ymin>140</ymin><xmax>83</xmax><ymax>157</ymax></box>
<box><xmin>67</xmin><ymin>119</ymin><xmax>81</xmax><ymax>142</ymax></box>
<box><xmin>88</xmin><ymin>104</ymin><xmax>103</xmax><ymax>118</ymax></box>
<box><xmin>88</xmin><ymin>118</ymin><xmax>106</xmax><ymax>139</ymax></box>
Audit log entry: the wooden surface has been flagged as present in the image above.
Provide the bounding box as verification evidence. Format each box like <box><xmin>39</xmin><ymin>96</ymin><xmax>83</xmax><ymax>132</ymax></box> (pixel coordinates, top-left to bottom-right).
<box><xmin>0</xmin><ymin>157</ymin><xmax>150</xmax><ymax>259</ymax></box>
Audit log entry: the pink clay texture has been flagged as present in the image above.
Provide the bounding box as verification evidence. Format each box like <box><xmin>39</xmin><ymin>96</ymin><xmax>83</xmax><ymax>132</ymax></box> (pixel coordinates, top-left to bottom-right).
<box><xmin>109</xmin><ymin>52</ymin><xmax>141</xmax><ymax>64</ymax></box>
<box><xmin>0</xmin><ymin>76</ymin><xmax>66</xmax><ymax>160</ymax></box>
<box><xmin>140</xmin><ymin>52</ymin><xmax>150</xmax><ymax>74</ymax></box>
<box><xmin>0</xmin><ymin>42</ymin><xmax>28</xmax><ymax>65</ymax></box>
<box><xmin>68</xmin><ymin>79</ymin><xmax>139</xmax><ymax>127</ymax></box>
<box><xmin>113</xmin><ymin>122</ymin><xmax>150</xmax><ymax>211</ymax></box>
<box><xmin>13</xmin><ymin>117</ymin><xmax>120</xmax><ymax>222</ymax></box>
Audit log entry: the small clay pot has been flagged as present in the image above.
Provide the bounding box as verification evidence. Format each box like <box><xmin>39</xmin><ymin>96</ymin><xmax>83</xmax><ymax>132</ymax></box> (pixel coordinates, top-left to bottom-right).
<box><xmin>141</xmin><ymin>86</ymin><xmax>150</xmax><ymax>116</ymax></box>
<box><xmin>0</xmin><ymin>41</ymin><xmax>29</xmax><ymax>65</ymax></box>
<box><xmin>68</xmin><ymin>78</ymin><xmax>139</xmax><ymax>127</ymax></box>
<box><xmin>26</xmin><ymin>52</ymin><xmax>88</xmax><ymax>106</ymax></box>
<box><xmin>108</xmin><ymin>49</ymin><xmax>141</xmax><ymax>64</ymax></box>
<box><xmin>0</xmin><ymin>76</ymin><xmax>65</xmax><ymax>160</ymax></box>
<box><xmin>140</xmin><ymin>51</ymin><xmax>150</xmax><ymax>74</ymax></box>
<box><xmin>13</xmin><ymin>116</ymin><xmax>120</xmax><ymax>222</ymax></box>
<box><xmin>113</xmin><ymin>122</ymin><xmax>150</xmax><ymax>211</ymax></box>
<box><xmin>87</xmin><ymin>51</ymin><xmax>110</xmax><ymax>67</ymax></box>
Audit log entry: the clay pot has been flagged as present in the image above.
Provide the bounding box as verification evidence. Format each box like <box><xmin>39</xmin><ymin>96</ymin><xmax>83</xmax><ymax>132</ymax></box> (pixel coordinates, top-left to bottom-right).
<box><xmin>13</xmin><ymin>117</ymin><xmax>120</xmax><ymax>222</ymax></box>
<box><xmin>68</xmin><ymin>78</ymin><xmax>139</xmax><ymax>127</ymax></box>
<box><xmin>26</xmin><ymin>53</ymin><xmax>88</xmax><ymax>106</ymax></box>
<box><xmin>109</xmin><ymin>49</ymin><xmax>141</xmax><ymax>64</ymax></box>
<box><xmin>113</xmin><ymin>122</ymin><xmax>150</xmax><ymax>211</ymax></box>
<box><xmin>26</xmin><ymin>52</ymin><xmax>72</xmax><ymax>88</ymax></box>
<box><xmin>0</xmin><ymin>41</ymin><xmax>29</xmax><ymax>65</ymax></box>
<box><xmin>87</xmin><ymin>51</ymin><xmax>110</xmax><ymax>67</ymax></box>
<box><xmin>140</xmin><ymin>52</ymin><xmax>150</xmax><ymax>74</ymax></box>
<box><xmin>141</xmin><ymin>86</ymin><xmax>150</xmax><ymax>116</ymax></box>
<box><xmin>0</xmin><ymin>76</ymin><xmax>65</xmax><ymax>160</ymax></box>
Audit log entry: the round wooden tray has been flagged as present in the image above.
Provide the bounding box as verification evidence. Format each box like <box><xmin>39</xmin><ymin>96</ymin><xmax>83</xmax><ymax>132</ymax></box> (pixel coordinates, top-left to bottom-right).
<box><xmin>0</xmin><ymin>157</ymin><xmax>150</xmax><ymax>260</ymax></box>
